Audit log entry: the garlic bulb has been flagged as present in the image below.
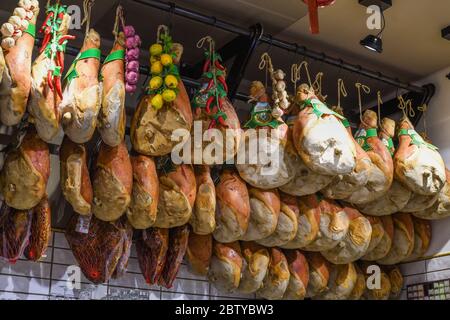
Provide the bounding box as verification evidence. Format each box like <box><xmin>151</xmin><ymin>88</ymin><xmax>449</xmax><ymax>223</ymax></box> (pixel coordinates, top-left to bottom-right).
<box><xmin>20</xmin><ymin>19</ymin><xmax>29</xmax><ymax>30</ymax></box>
<box><xmin>1</xmin><ymin>37</ymin><xmax>16</xmax><ymax>50</ymax></box>
<box><xmin>13</xmin><ymin>30</ymin><xmax>23</xmax><ymax>40</ymax></box>
<box><xmin>1</xmin><ymin>23</ymin><xmax>15</xmax><ymax>37</ymax></box>
<box><xmin>30</xmin><ymin>0</ymin><xmax>39</xmax><ymax>9</ymax></box>
<box><xmin>13</xmin><ymin>7</ymin><xmax>27</xmax><ymax>19</ymax></box>
<box><xmin>8</xmin><ymin>16</ymin><xmax>22</xmax><ymax>29</ymax></box>
<box><xmin>273</xmin><ymin>69</ymin><xmax>285</xmax><ymax>81</ymax></box>
<box><xmin>18</xmin><ymin>0</ymin><xmax>32</xmax><ymax>11</ymax></box>
<box><xmin>272</xmin><ymin>107</ymin><xmax>284</xmax><ymax>119</ymax></box>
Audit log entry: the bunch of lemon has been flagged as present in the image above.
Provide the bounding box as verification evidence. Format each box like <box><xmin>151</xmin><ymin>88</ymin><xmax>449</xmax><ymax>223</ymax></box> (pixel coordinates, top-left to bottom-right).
<box><xmin>148</xmin><ymin>43</ymin><xmax>179</xmax><ymax>110</ymax></box>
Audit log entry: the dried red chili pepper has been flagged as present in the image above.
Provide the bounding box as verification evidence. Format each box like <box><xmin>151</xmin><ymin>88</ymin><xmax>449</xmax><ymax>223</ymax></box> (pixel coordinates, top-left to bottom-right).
<box><xmin>205</xmin><ymin>96</ymin><xmax>215</xmax><ymax>114</ymax></box>
<box><xmin>215</xmin><ymin>60</ymin><xmax>225</xmax><ymax>71</ymax></box>
<box><xmin>217</xmin><ymin>76</ymin><xmax>228</xmax><ymax>93</ymax></box>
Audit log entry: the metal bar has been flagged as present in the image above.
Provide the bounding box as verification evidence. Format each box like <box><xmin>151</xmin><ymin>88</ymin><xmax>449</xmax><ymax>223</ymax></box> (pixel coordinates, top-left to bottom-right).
<box><xmin>227</xmin><ymin>24</ymin><xmax>264</xmax><ymax>100</ymax></box>
<box><xmin>131</xmin><ymin>0</ymin><xmax>426</xmax><ymax>93</ymax></box>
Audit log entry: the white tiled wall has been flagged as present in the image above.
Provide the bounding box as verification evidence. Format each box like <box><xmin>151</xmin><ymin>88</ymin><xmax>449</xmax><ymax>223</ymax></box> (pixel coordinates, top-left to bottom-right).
<box><xmin>0</xmin><ymin>231</ymin><xmax>251</xmax><ymax>300</ymax></box>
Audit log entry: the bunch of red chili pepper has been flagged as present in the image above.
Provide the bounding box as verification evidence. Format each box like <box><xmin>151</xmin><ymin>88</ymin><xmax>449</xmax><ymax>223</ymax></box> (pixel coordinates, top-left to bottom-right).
<box><xmin>39</xmin><ymin>3</ymin><xmax>75</xmax><ymax>99</ymax></box>
<box><xmin>197</xmin><ymin>52</ymin><xmax>229</xmax><ymax>129</ymax></box>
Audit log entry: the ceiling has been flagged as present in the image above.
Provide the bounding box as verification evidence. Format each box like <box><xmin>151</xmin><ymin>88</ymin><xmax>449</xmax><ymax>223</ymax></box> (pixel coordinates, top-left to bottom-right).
<box><xmin>1</xmin><ymin>0</ymin><xmax>449</xmax><ymax>114</ymax></box>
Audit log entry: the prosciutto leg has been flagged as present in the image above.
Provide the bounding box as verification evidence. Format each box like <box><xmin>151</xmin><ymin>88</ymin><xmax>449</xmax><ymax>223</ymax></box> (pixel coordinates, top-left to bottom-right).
<box><xmin>0</xmin><ymin>1</ymin><xmax>40</xmax><ymax>126</ymax></box>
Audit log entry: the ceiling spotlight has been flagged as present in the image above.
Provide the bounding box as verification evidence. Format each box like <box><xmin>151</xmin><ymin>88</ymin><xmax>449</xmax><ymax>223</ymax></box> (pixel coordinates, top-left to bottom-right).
<box><xmin>360</xmin><ymin>5</ymin><xmax>385</xmax><ymax>53</ymax></box>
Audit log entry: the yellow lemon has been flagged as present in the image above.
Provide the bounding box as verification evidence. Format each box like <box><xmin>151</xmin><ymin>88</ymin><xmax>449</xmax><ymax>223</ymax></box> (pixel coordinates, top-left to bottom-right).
<box><xmin>149</xmin><ymin>76</ymin><xmax>163</xmax><ymax>90</ymax></box>
<box><xmin>160</xmin><ymin>53</ymin><xmax>173</xmax><ymax>66</ymax></box>
<box><xmin>162</xmin><ymin>89</ymin><xmax>177</xmax><ymax>103</ymax></box>
<box><xmin>150</xmin><ymin>56</ymin><xmax>159</xmax><ymax>65</ymax></box>
<box><xmin>149</xmin><ymin>43</ymin><xmax>163</xmax><ymax>56</ymax></box>
<box><xmin>151</xmin><ymin>61</ymin><xmax>163</xmax><ymax>75</ymax></box>
<box><xmin>164</xmin><ymin>75</ymin><xmax>178</xmax><ymax>89</ymax></box>
<box><xmin>151</xmin><ymin>94</ymin><xmax>164</xmax><ymax>110</ymax></box>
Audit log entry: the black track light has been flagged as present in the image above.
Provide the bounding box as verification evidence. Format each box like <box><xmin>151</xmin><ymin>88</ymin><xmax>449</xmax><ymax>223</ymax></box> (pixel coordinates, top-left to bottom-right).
<box><xmin>360</xmin><ymin>5</ymin><xmax>385</xmax><ymax>53</ymax></box>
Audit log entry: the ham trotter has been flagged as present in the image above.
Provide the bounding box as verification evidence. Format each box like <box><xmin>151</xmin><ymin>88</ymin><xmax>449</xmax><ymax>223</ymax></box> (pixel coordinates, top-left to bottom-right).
<box><xmin>24</xmin><ymin>198</ymin><xmax>51</xmax><ymax>262</ymax></box>
<box><xmin>59</xmin><ymin>137</ymin><xmax>93</xmax><ymax>216</ymax></box>
<box><xmin>213</xmin><ymin>169</ymin><xmax>250</xmax><ymax>243</ymax></box>
<box><xmin>208</xmin><ymin>241</ymin><xmax>243</xmax><ymax>293</ymax></box>
<box><xmin>111</xmin><ymin>218</ymin><xmax>133</xmax><ymax>279</ymax></box>
<box><xmin>395</xmin><ymin>117</ymin><xmax>446</xmax><ymax>196</ymax></box>
<box><xmin>345</xmin><ymin>110</ymin><xmax>393</xmax><ymax>205</ymax></box>
<box><xmin>0</xmin><ymin>128</ymin><xmax>50</xmax><ymax>210</ymax></box>
<box><xmin>29</xmin><ymin>5</ymin><xmax>73</xmax><ymax>142</ymax></box>
<box><xmin>190</xmin><ymin>166</ymin><xmax>216</xmax><ymax>235</ymax></box>
<box><xmin>60</xmin><ymin>29</ymin><xmax>101</xmax><ymax>144</ymax></box>
<box><xmin>159</xmin><ymin>224</ymin><xmax>190</xmax><ymax>289</ymax></box>
<box><xmin>154</xmin><ymin>164</ymin><xmax>196</xmax><ymax>228</ymax></box>
<box><xmin>0</xmin><ymin>204</ymin><xmax>32</xmax><ymax>264</ymax></box>
<box><xmin>127</xmin><ymin>155</ymin><xmax>159</xmax><ymax>230</ymax></box>
<box><xmin>292</xmin><ymin>84</ymin><xmax>356</xmax><ymax>176</ymax></box>
<box><xmin>238</xmin><ymin>242</ymin><xmax>270</xmax><ymax>294</ymax></box>
<box><xmin>65</xmin><ymin>214</ymin><xmax>127</xmax><ymax>284</ymax></box>
<box><xmin>92</xmin><ymin>141</ymin><xmax>132</xmax><ymax>222</ymax></box>
<box><xmin>98</xmin><ymin>32</ymin><xmax>126</xmax><ymax>147</ymax></box>
<box><xmin>136</xmin><ymin>228</ymin><xmax>169</xmax><ymax>285</ymax></box>
<box><xmin>186</xmin><ymin>232</ymin><xmax>212</xmax><ymax>276</ymax></box>
<box><xmin>0</xmin><ymin>1</ymin><xmax>40</xmax><ymax>126</ymax></box>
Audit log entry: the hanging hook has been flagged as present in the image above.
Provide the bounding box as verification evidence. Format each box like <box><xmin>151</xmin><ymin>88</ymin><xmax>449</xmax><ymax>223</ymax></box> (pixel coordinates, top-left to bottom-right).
<box><xmin>377</xmin><ymin>90</ymin><xmax>383</xmax><ymax>128</ymax></box>
<box><xmin>355</xmin><ymin>82</ymin><xmax>371</xmax><ymax>126</ymax></box>
<box><xmin>337</xmin><ymin>78</ymin><xmax>347</xmax><ymax>109</ymax></box>
<box><xmin>81</xmin><ymin>0</ymin><xmax>95</xmax><ymax>38</ymax></box>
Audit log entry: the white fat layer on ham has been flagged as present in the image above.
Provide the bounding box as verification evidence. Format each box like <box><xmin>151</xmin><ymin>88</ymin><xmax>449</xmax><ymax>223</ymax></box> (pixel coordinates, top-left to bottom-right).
<box><xmin>301</xmin><ymin>116</ymin><xmax>356</xmax><ymax>175</ymax></box>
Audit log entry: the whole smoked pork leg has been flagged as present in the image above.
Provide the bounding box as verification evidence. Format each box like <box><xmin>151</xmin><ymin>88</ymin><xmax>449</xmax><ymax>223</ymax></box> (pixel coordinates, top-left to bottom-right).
<box><xmin>59</xmin><ymin>137</ymin><xmax>93</xmax><ymax>216</ymax></box>
<box><xmin>185</xmin><ymin>232</ymin><xmax>212</xmax><ymax>276</ymax></box>
<box><xmin>0</xmin><ymin>1</ymin><xmax>40</xmax><ymax>126</ymax></box>
<box><xmin>292</xmin><ymin>84</ymin><xmax>356</xmax><ymax>176</ymax></box>
<box><xmin>208</xmin><ymin>241</ymin><xmax>243</xmax><ymax>293</ymax></box>
<box><xmin>238</xmin><ymin>242</ymin><xmax>270</xmax><ymax>294</ymax></box>
<box><xmin>0</xmin><ymin>205</ymin><xmax>32</xmax><ymax>263</ymax></box>
<box><xmin>0</xmin><ymin>128</ymin><xmax>50</xmax><ymax>210</ymax></box>
<box><xmin>98</xmin><ymin>32</ymin><xmax>126</xmax><ymax>147</ymax></box>
<box><xmin>60</xmin><ymin>29</ymin><xmax>101</xmax><ymax>144</ymax></box>
<box><xmin>24</xmin><ymin>198</ymin><xmax>51</xmax><ymax>261</ymax></box>
<box><xmin>189</xmin><ymin>166</ymin><xmax>216</xmax><ymax>235</ymax></box>
<box><xmin>136</xmin><ymin>228</ymin><xmax>169</xmax><ymax>285</ymax></box>
<box><xmin>29</xmin><ymin>12</ymin><xmax>71</xmax><ymax>142</ymax></box>
<box><xmin>357</xmin><ymin>118</ymin><xmax>411</xmax><ymax>216</ymax></box>
<box><xmin>127</xmin><ymin>155</ymin><xmax>159</xmax><ymax>230</ymax></box>
<box><xmin>345</xmin><ymin>110</ymin><xmax>394</xmax><ymax>205</ymax></box>
<box><xmin>159</xmin><ymin>224</ymin><xmax>190</xmax><ymax>289</ymax></box>
<box><xmin>65</xmin><ymin>214</ymin><xmax>126</xmax><ymax>284</ymax></box>
<box><xmin>213</xmin><ymin>170</ymin><xmax>250</xmax><ymax>243</ymax></box>
<box><xmin>394</xmin><ymin>117</ymin><xmax>446</xmax><ymax>196</ymax></box>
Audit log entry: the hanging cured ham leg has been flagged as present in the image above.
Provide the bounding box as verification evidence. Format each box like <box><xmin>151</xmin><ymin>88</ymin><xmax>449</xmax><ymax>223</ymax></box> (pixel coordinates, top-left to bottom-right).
<box><xmin>98</xmin><ymin>32</ymin><xmax>126</xmax><ymax>147</ymax></box>
<box><xmin>345</xmin><ymin>110</ymin><xmax>393</xmax><ymax>205</ymax></box>
<box><xmin>0</xmin><ymin>1</ymin><xmax>40</xmax><ymax>126</ymax></box>
<box><xmin>136</xmin><ymin>228</ymin><xmax>169</xmax><ymax>285</ymax></box>
<box><xmin>131</xmin><ymin>26</ymin><xmax>192</xmax><ymax>156</ymax></box>
<box><xmin>190</xmin><ymin>166</ymin><xmax>216</xmax><ymax>235</ymax></box>
<box><xmin>357</xmin><ymin>118</ymin><xmax>411</xmax><ymax>216</ymax></box>
<box><xmin>29</xmin><ymin>5</ymin><xmax>73</xmax><ymax>142</ymax></box>
<box><xmin>24</xmin><ymin>198</ymin><xmax>51</xmax><ymax>262</ymax></box>
<box><xmin>238</xmin><ymin>242</ymin><xmax>270</xmax><ymax>294</ymax></box>
<box><xmin>59</xmin><ymin>137</ymin><xmax>93</xmax><ymax>216</ymax></box>
<box><xmin>208</xmin><ymin>241</ymin><xmax>243</xmax><ymax>293</ymax></box>
<box><xmin>0</xmin><ymin>128</ymin><xmax>50</xmax><ymax>210</ymax></box>
<box><xmin>292</xmin><ymin>84</ymin><xmax>356</xmax><ymax>176</ymax></box>
<box><xmin>60</xmin><ymin>29</ymin><xmax>102</xmax><ymax>143</ymax></box>
<box><xmin>186</xmin><ymin>233</ymin><xmax>212</xmax><ymax>276</ymax></box>
<box><xmin>394</xmin><ymin>117</ymin><xmax>446</xmax><ymax>196</ymax></box>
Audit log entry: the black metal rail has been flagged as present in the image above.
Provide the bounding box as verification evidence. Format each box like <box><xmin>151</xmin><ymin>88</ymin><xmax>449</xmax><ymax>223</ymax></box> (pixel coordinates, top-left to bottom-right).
<box><xmin>132</xmin><ymin>0</ymin><xmax>427</xmax><ymax>94</ymax></box>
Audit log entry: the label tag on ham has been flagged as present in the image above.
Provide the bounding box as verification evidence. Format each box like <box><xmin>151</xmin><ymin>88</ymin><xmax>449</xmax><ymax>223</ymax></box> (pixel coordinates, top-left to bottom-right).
<box><xmin>301</xmin><ymin>98</ymin><xmax>345</xmax><ymax>120</ymax></box>
<box><xmin>64</xmin><ymin>47</ymin><xmax>101</xmax><ymax>83</ymax></box>
<box><xmin>399</xmin><ymin>128</ymin><xmax>438</xmax><ymax>151</ymax></box>
<box><xmin>382</xmin><ymin>137</ymin><xmax>395</xmax><ymax>157</ymax></box>
<box><xmin>76</xmin><ymin>214</ymin><xmax>92</xmax><ymax>234</ymax></box>
<box><xmin>355</xmin><ymin>128</ymin><xmax>378</xmax><ymax>152</ymax></box>
<box><xmin>244</xmin><ymin>102</ymin><xmax>283</xmax><ymax>129</ymax></box>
